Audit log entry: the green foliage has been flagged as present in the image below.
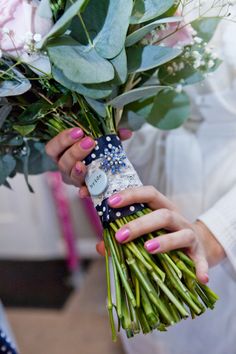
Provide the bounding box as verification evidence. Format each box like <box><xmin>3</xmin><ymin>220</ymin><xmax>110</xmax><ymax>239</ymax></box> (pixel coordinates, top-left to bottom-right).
<box><xmin>0</xmin><ymin>65</ymin><xmax>31</xmax><ymax>97</ymax></box>
<box><xmin>130</xmin><ymin>0</ymin><xmax>175</xmax><ymax>24</ymax></box>
<box><xmin>126</xmin><ymin>16</ymin><xmax>182</xmax><ymax>47</ymax></box>
<box><xmin>48</xmin><ymin>40</ymin><xmax>115</xmax><ymax>84</ymax></box>
<box><xmin>191</xmin><ymin>17</ymin><xmax>220</xmax><ymax>43</ymax></box>
<box><xmin>109</xmin><ymin>86</ymin><xmax>164</xmax><ymax>109</ymax></box>
<box><xmin>0</xmin><ymin>0</ymin><xmax>224</xmax><ymax>186</ymax></box>
<box><xmin>127</xmin><ymin>45</ymin><xmax>182</xmax><ymax>73</ymax></box>
<box><xmin>147</xmin><ymin>89</ymin><xmax>191</xmax><ymax>130</ymax></box>
<box><xmin>0</xmin><ymin>155</ymin><xmax>16</xmax><ymax>185</ymax></box>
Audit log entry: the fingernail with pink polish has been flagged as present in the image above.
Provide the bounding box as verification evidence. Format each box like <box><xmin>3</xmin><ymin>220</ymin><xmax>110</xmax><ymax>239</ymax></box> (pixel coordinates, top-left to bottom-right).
<box><xmin>119</xmin><ymin>128</ymin><xmax>132</xmax><ymax>139</ymax></box>
<box><xmin>145</xmin><ymin>239</ymin><xmax>160</xmax><ymax>253</ymax></box>
<box><xmin>116</xmin><ymin>228</ymin><xmax>130</xmax><ymax>243</ymax></box>
<box><xmin>108</xmin><ymin>194</ymin><xmax>122</xmax><ymax>206</ymax></box>
<box><xmin>70</xmin><ymin>128</ymin><xmax>84</xmax><ymax>140</ymax></box>
<box><xmin>80</xmin><ymin>137</ymin><xmax>94</xmax><ymax>150</ymax></box>
<box><xmin>204</xmin><ymin>273</ymin><xmax>209</xmax><ymax>283</ymax></box>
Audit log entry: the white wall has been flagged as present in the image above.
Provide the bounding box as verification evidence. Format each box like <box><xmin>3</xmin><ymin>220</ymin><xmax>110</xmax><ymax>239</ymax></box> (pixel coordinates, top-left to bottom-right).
<box><xmin>0</xmin><ymin>174</ymin><xmax>98</xmax><ymax>260</ymax></box>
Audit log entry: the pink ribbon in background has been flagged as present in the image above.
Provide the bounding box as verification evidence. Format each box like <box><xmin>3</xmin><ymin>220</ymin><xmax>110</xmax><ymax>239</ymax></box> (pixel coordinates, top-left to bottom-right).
<box><xmin>47</xmin><ymin>172</ymin><xmax>103</xmax><ymax>273</ymax></box>
<box><xmin>47</xmin><ymin>172</ymin><xmax>79</xmax><ymax>272</ymax></box>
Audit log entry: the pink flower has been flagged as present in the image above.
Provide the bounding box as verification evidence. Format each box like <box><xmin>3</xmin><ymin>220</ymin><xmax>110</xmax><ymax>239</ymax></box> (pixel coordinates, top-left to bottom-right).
<box><xmin>0</xmin><ymin>0</ymin><xmax>53</xmax><ymax>74</ymax></box>
<box><xmin>157</xmin><ymin>22</ymin><xmax>193</xmax><ymax>48</ymax></box>
<box><xmin>145</xmin><ymin>16</ymin><xmax>193</xmax><ymax>49</ymax></box>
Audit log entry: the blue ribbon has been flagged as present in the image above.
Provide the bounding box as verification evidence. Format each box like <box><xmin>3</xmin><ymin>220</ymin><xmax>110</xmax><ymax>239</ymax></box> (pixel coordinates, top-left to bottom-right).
<box><xmin>0</xmin><ymin>329</ymin><xmax>18</xmax><ymax>354</ymax></box>
<box><xmin>84</xmin><ymin>134</ymin><xmax>144</xmax><ymax>224</ymax></box>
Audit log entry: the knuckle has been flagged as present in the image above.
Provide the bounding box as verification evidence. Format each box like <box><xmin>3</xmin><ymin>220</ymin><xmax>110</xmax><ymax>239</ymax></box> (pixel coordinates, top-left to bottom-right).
<box><xmin>147</xmin><ymin>185</ymin><xmax>158</xmax><ymax>196</ymax></box>
<box><xmin>159</xmin><ymin>208</ymin><xmax>172</xmax><ymax>224</ymax></box>
<box><xmin>129</xmin><ymin>219</ymin><xmax>143</xmax><ymax>237</ymax></box>
<box><xmin>183</xmin><ymin>228</ymin><xmax>195</xmax><ymax>242</ymax></box>
<box><xmin>69</xmin><ymin>142</ymin><xmax>82</xmax><ymax>160</ymax></box>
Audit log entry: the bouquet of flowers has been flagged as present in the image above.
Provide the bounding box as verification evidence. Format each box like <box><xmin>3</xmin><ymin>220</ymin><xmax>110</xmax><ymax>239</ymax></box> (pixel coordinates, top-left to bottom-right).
<box><xmin>0</xmin><ymin>0</ymin><xmax>231</xmax><ymax>341</ymax></box>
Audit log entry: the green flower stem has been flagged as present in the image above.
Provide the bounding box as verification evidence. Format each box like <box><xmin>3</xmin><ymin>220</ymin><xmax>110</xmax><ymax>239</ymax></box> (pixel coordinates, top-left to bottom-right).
<box><xmin>104</xmin><ymin>229</ymin><xmax>117</xmax><ymax>342</ymax></box>
<box><xmin>135</xmin><ymin>275</ymin><xmax>141</xmax><ymax>308</ymax></box>
<box><xmin>107</xmin><ymin>233</ymin><xmax>136</xmax><ymax>307</ymax></box>
<box><xmin>168</xmin><ymin>302</ymin><xmax>182</xmax><ymax>323</ymax></box>
<box><xmin>111</xmin><ymin>255</ymin><xmax>122</xmax><ymax>319</ymax></box>
<box><xmin>162</xmin><ymin>253</ymin><xmax>182</xmax><ymax>279</ymax></box>
<box><xmin>121</xmin><ymin>293</ymin><xmax>134</xmax><ymax>338</ymax></box>
<box><xmin>127</xmin><ymin>242</ymin><xmax>153</xmax><ymax>271</ymax></box>
<box><xmin>124</xmin><ymin>248</ymin><xmax>174</xmax><ymax>325</ymax></box>
<box><xmin>195</xmin><ymin>284</ymin><xmax>214</xmax><ymax>309</ymax></box>
<box><xmin>136</xmin><ymin>308</ymin><xmax>151</xmax><ymax>334</ymax></box>
<box><xmin>199</xmin><ymin>283</ymin><xmax>219</xmax><ymax>302</ymax></box>
<box><xmin>140</xmin><ymin>286</ymin><xmax>159</xmax><ymax>328</ymax></box>
<box><xmin>150</xmin><ymin>270</ymin><xmax>189</xmax><ymax>318</ymax></box>
<box><xmin>177</xmin><ymin>251</ymin><xmax>195</xmax><ymax>268</ymax></box>
<box><xmin>137</xmin><ymin>243</ymin><xmax>166</xmax><ymax>281</ymax></box>
<box><xmin>160</xmin><ymin>256</ymin><xmax>202</xmax><ymax>314</ymax></box>
<box><xmin>171</xmin><ymin>255</ymin><xmax>196</xmax><ymax>280</ymax></box>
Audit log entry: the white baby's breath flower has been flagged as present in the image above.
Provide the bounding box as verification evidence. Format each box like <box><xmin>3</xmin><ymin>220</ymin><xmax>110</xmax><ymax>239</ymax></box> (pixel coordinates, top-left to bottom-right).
<box><xmin>192</xmin><ymin>51</ymin><xmax>201</xmax><ymax>59</ymax></box>
<box><xmin>208</xmin><ymin>60</ymin><xmax>215</xmax><ymax>69</ymax></box>
<box><xmin>33</xmin><ymin>33</ymin><xmax>42</xmax><ymax>42</ymax></box>
<box><xmin>0</xmin><ymin>49</ymin><xmax>2</xmax><ymax>58</ymax></box>
<box><xmin>194</xmin><ymin>37</ymin><xmax>203</xmax><ymax>44</ymax></box>
<box><xmin>167</xmin><ymin>66</ymin><xmax>174</xmax><ymax>74</ymax></box>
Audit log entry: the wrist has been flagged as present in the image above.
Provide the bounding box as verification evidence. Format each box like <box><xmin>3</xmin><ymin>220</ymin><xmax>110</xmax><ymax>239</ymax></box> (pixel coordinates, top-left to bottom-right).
<box><xmin>192</xmin><ymin>220</ymin><xmax>226</xmax><ymax>267</ymax></box>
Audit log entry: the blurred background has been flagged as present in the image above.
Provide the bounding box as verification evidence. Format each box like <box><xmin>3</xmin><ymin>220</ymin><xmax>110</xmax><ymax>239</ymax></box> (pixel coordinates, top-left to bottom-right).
<box><xmin>0</xmin><ymin>173</ymin><xmax>124</xmax><ymax>354</ymax></box>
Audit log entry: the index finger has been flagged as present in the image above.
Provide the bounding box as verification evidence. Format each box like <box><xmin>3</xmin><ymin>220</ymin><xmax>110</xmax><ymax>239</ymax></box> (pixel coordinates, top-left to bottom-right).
<box><xmin>45</xmin><ymin>127</ymin><xmax>84</xmax><ymax>162</ymax></box>
<box><xmin>108</xmin><ymin>186</ymin><xmax>177</xmax><ymax>212</ymax></box>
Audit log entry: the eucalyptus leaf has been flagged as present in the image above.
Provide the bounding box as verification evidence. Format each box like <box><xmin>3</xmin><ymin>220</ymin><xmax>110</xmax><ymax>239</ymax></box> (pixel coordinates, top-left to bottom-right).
<box><xmin>85</xmin><ymin>97</ymin><xmax>106</xmax><ymax>117</ymax></box>
<box><xmin>0</xmin><ymin>68</ymin><xmax>31</xmax><ymax>97</ymax></box>
<box><xmin>130</xmin><ymin>0</ymin><xmax>175</xmax><ymax>24</ymax></box>
<box><xmin>52</xmin><ymin>66</ymin><xmax>112</xmax><ymax>99</ymax></box>
<box><xmin>15</xmin><ymin>141</ymin><xmax>57</xmax><ymax>175</ymax></box>
<box><xmin>191</xmin><ymin>17</ymin><xmax>220</xmax><ymax>43</ymax></box>
<box><xmin>0</xmin><ymin>155</ymin><xmax>16</xmax><ymax>185</ymax></box>
<box><xmin>0</xmin><ymin>100</ymin><xmax>12</xmax><ymax>128</ymax></box>
<box><xmin>48</xmin><ymin>42</ymin><xmax>114</xmax><ymax>84</ymax></box>
<box><xmin>93</xmin><ymin>0</ymin><xmax>133</xmax><ymax>59</ymax></box>
<box><xmin>70</xmin><ymin>0</ymin><xmax>131</xmax><ymax>58</ymax></box>
<box><xmin>110</xmin><ymin>48</ymin><xmax>128</xmax><ymax>84</ymax></box>
<box><xmin>126</xmin><ymin>111</ymin><xmax>146</xmax><ymax>130</ymax></box>
<box><xmin>39</xmin><ymin>0</ymin><xmax>88</xmax><ymax>47</ymax></box>
<box><xmin>126</xmin><ymin>16</ymin><xmax>182</xmax><ymax>47</ymax></box>
<box><xmin>108</xmin><ymin>85</ymin><xmax>164</xmax><ymax>108</ymax></box>
<box><xmin>147</xmin><ymin>89</ymin><xmax>190</xmax><ymax>130</ymax></box>
<box><xmin>127</xmin><ymin>45</ymin><xmax>182</xmax><ymax>73</ymax></box>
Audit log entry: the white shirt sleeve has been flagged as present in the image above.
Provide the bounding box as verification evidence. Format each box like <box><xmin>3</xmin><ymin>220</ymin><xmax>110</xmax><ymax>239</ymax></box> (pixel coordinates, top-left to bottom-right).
<box><xmin>198</xmin><ymin>185</ymin><xmax>236</xmax><ymax>273</ymax></box>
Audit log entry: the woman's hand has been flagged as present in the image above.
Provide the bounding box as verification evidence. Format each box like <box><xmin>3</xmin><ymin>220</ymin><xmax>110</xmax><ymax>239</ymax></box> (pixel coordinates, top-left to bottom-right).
<box><xmin>96</xmin><ymin>186</ymin><xmax>226</xmax><ymax>284</ymax></box>
<box><xmin>45</xmin><ymin>127</ymin><xmax>132</xmax><ymax>193</ymax></box>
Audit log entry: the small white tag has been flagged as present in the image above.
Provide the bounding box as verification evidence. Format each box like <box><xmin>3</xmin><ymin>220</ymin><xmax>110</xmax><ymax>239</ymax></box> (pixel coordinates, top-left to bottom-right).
<box><xmin>85</xmin><ymin>169</ymin><xmax>108</xmax><ymax>197</ymax></box>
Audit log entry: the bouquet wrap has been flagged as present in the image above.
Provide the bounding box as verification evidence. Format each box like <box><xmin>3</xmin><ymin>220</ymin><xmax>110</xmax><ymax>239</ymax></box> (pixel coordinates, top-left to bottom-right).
<box><xmin>84</xmin><ymin>134</ymin><xmax>144</xmax><ymax>224</ymax></box>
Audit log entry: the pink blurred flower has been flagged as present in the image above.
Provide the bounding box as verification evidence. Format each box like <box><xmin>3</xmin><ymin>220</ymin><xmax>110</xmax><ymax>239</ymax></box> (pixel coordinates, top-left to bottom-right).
<box><xmin>157</xmin><ymin>22</ymin><xmax>193</xmax><ymax>48</ymax></box>
<box><xmin>0</xmin><ymin>0</ymin><xmax>53</xmax><ymax>74</ymax></box>
<box><xmin>145</xmin><ymin>17</ymin><xmax>193</xmax><ymax>48</ymax></box>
